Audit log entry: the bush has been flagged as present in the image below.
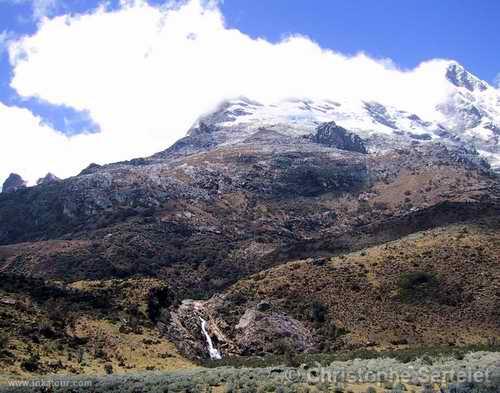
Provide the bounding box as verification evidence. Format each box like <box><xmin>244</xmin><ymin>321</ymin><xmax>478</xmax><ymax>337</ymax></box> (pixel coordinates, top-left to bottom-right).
<box><xmin>46</xmin><ymin>298</ymin><xmax>71</xmax><ymax>328</ymax></box>
<box><xmin>104</xmin><ymin>363</ymin><xmax>113</xmax><ymax>374</ymax></box>
<box><xmin>77</xmin><ymin>347</ymin><xmax>85</xmax><ymax>363</ymax></box>
<box><xmin>0</xmin><ymin>332</ymin><xmax>9</xmax><ymax>351</ymax></box>
<box><xmin>398</xmin><ymin>271</ymin><xmax>439</xmax><ymax>303</ymax></box>
<box><xmin>320</xmin><ymin>321</ymin><xmax>349</xmax><ymax>341</ymax></box>
<box><xmin>310</xmin><ymin>302</ymin><xmax>327</xmax><ymax>323</ymax></box>
<box><xmin>39</xmin><ymin>321</ymin><xmax>59</xmax><ymax>339</ymax></box>
<box><xmin>21</xmin><ymin>353</ymin><xmax>41</xmax><ymax>372</ymax></box>
<box><xmin>147</xmin><ymin>286</ymin><xmax>175</xmax><ymax>322</ymax></box>
<box><xmin>271</xmin><ymin>339</ymin><xmax>300</xmax><ymax>367</ymax></box>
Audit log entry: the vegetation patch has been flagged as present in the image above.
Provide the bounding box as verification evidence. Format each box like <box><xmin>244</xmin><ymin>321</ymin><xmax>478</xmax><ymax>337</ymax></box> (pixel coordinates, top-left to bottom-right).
<box><xmin>397</xmin><ymin>271</ymin><xmax>439</xmax><ymax>303</ymax></box>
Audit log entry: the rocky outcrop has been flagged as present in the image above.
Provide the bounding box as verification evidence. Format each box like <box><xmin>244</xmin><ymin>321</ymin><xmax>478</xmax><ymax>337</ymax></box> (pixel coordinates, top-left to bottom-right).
<box><xmin>308</xmin><ymin>122</ymin><xmax>367</xmax><ymax>153</ymax></box>
<box><xmin>164</xmin><ymin>298</ymin><xmax>317</xmax><ymax>360</ymax></box>
<box><xmin>2</xmin><ymin>173</ymin><xmax>27</xmax><ymax>193</ymax></box>
<box><xmin>36</xmin><ymin>173</ymin><xmax>60</xmax><ymax>185</ymax></box>
<box><xmin>234</xmin><ymin>307</ymin><xmax>317</xmax><ymax>356</ymax></box>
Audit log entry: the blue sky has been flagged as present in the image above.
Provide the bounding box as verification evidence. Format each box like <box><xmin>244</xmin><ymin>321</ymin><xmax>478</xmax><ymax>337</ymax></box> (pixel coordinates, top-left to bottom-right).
<box><xmin>221</xmin><ymin>0</ymin><xmax>500</xmax><ymax>84</ymax></box>
<box><xmin>0</xmin><ymin>0</ymin><xmax>499</xmax><ymax>185</ymax></box>
<box><xmin>0</xmin><ymin>0</ymin><xmax>499</xmax><ymax>136</ymax></box>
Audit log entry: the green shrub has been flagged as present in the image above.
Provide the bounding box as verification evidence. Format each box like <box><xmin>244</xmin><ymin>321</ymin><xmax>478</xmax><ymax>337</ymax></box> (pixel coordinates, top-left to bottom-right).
<box><xmin>147</xmin><ymin>285</ymin><xmax>175</xmax><ymax>322</ymax></box>
<box><xmin>310</xmin><ymin>302</ymin><xmax>327</xmax><ymax>323</ymax></box>
<box><xmin>0</xmin><ymin>332</ymin><xmax>9</xmax><ymax>351</ymax></box>
<box><xmin>398</xmin><ymin>271</ymin><xmax>438</xmax><ymax>303</ymax></box>
<box><xmin>104</xmin><ymin>363</ymin><xmax>113</xmax><ymax>375</ymax></box>
<box><xmin>46</xmin><ymin>298</ymin><xmax>72</xmax><ymax>328</ymax></box>
<box><xmin>21</xmin><ymin>353</ymin><xmax>41</xmax><ymax>372</ymax></box>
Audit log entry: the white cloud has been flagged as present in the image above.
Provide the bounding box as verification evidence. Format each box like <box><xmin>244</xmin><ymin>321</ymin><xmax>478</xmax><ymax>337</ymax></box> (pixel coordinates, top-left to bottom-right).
<box><xmin>495</xmin><ymin>73</ymin><xmax>500</xmax><ymax>89</ymax></box>
<box><xmin>0</xmin><ymin>102</ymin><xmax>69</xmax><ymax>183</ymax></box>
<box><xmin>0</xmin><ymin>101</ymin><xmax>118</xmax><ymax>185</ymax></box>
<box><xmin>1</xmin><ymin>0</ymin><xmax>460</xmax><ymax>185</ymax></box>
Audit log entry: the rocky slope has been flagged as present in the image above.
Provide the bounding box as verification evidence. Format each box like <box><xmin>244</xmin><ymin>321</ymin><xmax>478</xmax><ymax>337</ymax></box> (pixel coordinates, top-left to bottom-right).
<box><xmin>0</xmin><ymin>136</ymin><xmax>497</xmax><ymax>293</ymax></box>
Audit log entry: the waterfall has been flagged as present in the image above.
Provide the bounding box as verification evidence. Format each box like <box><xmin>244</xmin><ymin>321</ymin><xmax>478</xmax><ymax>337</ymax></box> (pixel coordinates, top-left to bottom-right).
<box><xmin>199</xmin><ymin>317</ymin><xmax>222</xmax><ymax>360</ymax></box>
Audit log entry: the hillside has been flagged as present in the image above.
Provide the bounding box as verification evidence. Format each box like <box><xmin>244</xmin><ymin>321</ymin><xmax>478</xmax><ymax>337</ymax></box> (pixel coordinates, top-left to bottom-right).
<box><xmin>173</xmin><ymin>217</ymin><xmax>499</xmax><ymax>359</ymax></box>
<box><xmin>0</xmin><ymin>275</ymin><xmax>194</xmax><ymax>380</ymax></box>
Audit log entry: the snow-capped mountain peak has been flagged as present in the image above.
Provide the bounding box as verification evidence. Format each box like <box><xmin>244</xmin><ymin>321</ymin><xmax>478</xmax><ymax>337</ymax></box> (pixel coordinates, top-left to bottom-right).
<box><xmin>444</xmin><ymin>61</ymin><xmax>489</xmax><ymax>92</ymax></box>
<box><xmin>186</xmin><ymin>61</ymin><xmax>499</xmax><ymax>170</ymax></box>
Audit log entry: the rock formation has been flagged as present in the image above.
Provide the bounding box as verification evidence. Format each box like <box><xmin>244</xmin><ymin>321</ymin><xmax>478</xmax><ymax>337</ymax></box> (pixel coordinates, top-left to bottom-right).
<box><xmin>2</xmin><ymin>173</ymin><xmax>27</xmax><ymax>193</ymax></box>
<box><xmin>36</xmin><ymin>173</ymin><xmax>60</xmax><ymax>185</ymax></box>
